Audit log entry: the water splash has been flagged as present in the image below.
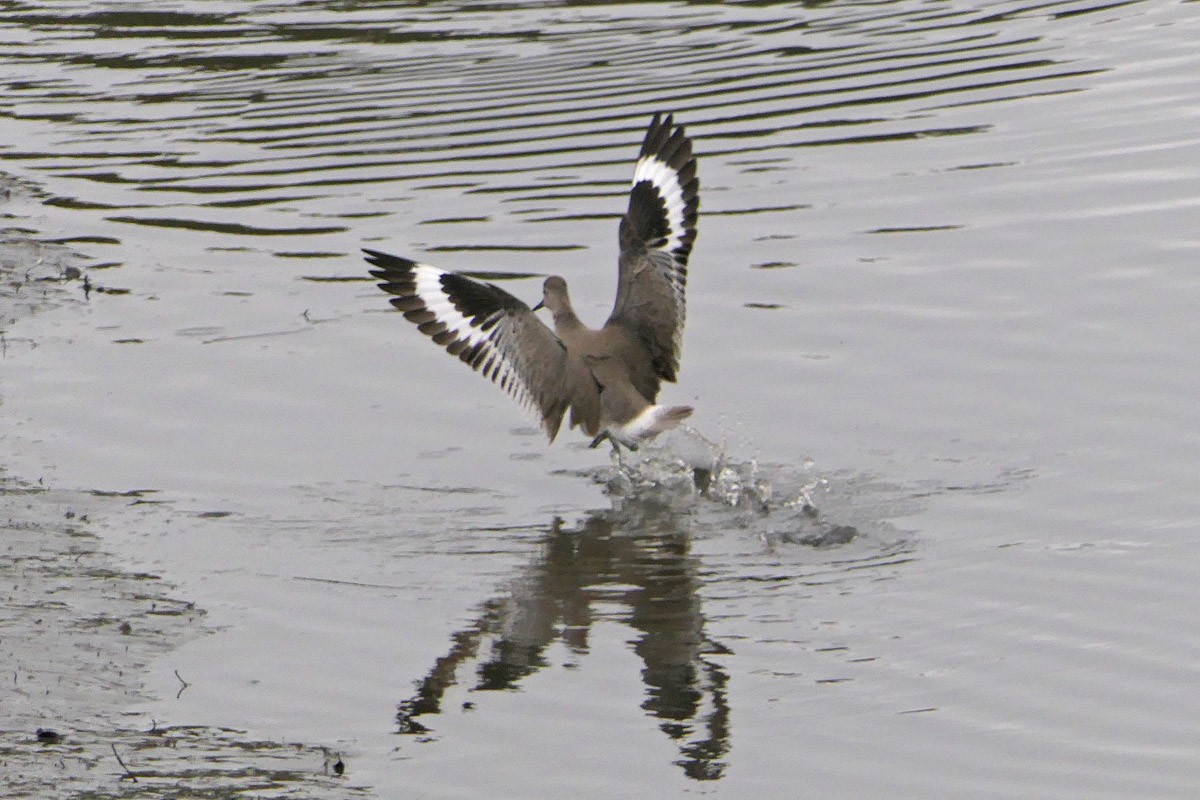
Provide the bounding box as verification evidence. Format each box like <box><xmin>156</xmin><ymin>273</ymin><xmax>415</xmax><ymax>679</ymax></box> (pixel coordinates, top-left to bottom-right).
<box><xmin>590</xmin><ymin>427</ymin><xmax>858</xmax><ymax>549</ymax></box>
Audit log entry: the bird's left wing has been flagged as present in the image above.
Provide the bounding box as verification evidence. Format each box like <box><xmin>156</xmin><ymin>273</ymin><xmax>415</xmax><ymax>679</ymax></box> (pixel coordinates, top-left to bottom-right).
<box><xmin>606</xmin><ymin>113</ymin><xmax>699</xmax><ymax>389</ymax></box>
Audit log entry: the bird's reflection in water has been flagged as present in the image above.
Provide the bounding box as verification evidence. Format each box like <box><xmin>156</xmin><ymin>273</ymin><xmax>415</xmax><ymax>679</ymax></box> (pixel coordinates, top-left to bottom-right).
<box><xmin>395</xmin><ymin>437</ymin><xmax>865</xmax><ymax>781</ymax></box>
<box><xmin>396</xmin><ymin>495</ymin><xmax>733</xmax><ymax>780</ymax></box>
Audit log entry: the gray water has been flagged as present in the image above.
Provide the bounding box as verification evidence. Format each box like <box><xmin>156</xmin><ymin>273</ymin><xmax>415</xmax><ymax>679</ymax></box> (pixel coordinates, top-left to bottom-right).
<box><xmin>2</xmin><ymin>1</ymin><xmax>1199</xmax><ymax>796</ymax></box>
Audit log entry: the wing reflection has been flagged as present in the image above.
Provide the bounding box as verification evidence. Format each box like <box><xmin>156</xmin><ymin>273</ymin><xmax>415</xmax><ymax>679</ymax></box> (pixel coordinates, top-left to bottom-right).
<box><xmin>396</xmin><ymin>502</ymin><xmax>731</xmax><ymax>781</ymax></box>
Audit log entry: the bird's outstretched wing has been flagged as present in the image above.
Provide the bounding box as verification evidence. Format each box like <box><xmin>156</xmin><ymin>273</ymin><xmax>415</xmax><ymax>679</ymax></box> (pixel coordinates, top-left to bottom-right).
<box><xmin>366</xmin><ymin>249</ymin><xmax>600</xmax><ymax>441</ymax></box>
<box><xmin>606</xmin><ymin>112</ymin><xmax>699</xmax><ymax>396</ymax></box>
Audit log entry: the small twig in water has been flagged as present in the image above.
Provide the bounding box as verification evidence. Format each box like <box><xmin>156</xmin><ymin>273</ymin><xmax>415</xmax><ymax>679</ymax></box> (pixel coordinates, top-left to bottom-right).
<box><xmin>111</xmin><ymin>743</ymin><xmax>138</xmax><ymax>782</ymax></box>
<box><xmin>174</xmin><ymin>669</ymin><xmax>190</xmax><ymax>698</ymax></box>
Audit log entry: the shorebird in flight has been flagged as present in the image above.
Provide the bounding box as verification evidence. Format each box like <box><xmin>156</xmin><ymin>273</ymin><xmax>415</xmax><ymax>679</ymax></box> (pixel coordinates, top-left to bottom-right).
<box><xmin>366</xmin><ymin>112</ymin><xmax>699</xmax><ymax>451</ymax></box>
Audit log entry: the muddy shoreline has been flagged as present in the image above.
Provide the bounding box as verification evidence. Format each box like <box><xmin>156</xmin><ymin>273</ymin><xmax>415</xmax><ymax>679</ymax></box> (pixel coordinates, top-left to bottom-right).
<box><xmin>2</xmin><ymin>176</ymin><xmax>367</xmax><ymax>798</ymax></box>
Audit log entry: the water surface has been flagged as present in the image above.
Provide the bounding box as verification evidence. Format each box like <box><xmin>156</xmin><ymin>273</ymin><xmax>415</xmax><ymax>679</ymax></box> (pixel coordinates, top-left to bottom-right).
<box><xmin>2</xmin><ymin>1</ymin><xmax>1199</xmax><ymax>797</ymax></box>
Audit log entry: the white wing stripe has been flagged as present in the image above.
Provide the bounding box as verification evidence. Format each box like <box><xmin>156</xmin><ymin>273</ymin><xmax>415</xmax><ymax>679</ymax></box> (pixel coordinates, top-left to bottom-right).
<box><xmin>412</xmin><ymin>266</ymin><xmax>490</xmax><ymax>348</ymax></box>
<box><xmin>633</xmin><ymin>154</ymin><xmax>688</xmax><ymax>255</ymax></box>
<box><xmin>405</xmin><ymin>263</ymin><xmax>541</xmax><ymax>413</ymax></box>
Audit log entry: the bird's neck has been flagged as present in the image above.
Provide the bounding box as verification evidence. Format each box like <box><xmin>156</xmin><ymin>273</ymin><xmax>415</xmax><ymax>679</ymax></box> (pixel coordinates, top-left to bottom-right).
<box><xmin>552</xmin><ymin>306</ymin><xmax>585</xmax><ymax>338</ymax></box>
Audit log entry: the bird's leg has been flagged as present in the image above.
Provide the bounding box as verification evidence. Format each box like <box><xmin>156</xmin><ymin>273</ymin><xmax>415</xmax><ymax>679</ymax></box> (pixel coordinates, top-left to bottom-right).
<box><xmin>610</xmin><ymin>439</ymin><xmax>626</xmax><ymax>469</ymax></box>
<box><xmin>590</xmin><ymin>432</ymin><xmax>637</xmax><ymax>470</ymax></box>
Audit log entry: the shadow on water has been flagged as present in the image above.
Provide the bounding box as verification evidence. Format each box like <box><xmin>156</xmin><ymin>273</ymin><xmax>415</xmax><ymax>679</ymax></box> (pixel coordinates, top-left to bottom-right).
<box><xmin>394</xmin><ymin>431</ymin><xmax>909</xmax><ymax>782</ymax></box>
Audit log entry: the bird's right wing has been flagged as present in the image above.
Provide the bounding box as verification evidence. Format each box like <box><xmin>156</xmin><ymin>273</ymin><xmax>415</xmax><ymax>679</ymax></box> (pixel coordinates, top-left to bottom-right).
<box><xmin>366</xmin><ymin>249</ymin><xmax>600</xmax><ymax>441</ymax></box>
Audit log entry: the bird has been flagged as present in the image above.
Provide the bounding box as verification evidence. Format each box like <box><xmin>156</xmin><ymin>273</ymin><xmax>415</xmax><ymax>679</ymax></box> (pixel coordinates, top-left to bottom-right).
<box><xmin>365</xmin><ymin>112</ymin><xmax>699</xmax><ymax>451</ymax></box>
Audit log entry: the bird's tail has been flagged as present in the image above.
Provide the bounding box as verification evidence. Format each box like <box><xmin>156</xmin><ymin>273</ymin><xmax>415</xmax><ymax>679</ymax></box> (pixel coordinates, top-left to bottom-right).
<box><xmin>608</xmin><ymin>403</ymin><xmax>694</xmax><ymax>448</ymax></box>
<box><xmin>648</xmin><ymin>404</ymin><xmax>694</xmax><ymax>434</ymax></box>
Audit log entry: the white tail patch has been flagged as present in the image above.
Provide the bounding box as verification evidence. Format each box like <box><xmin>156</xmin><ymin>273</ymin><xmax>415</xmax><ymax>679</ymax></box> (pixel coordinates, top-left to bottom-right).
<box><xmin>609</xmin><ymin>404</ymin><xmax>694</xmax><ymax>447</ymax></box>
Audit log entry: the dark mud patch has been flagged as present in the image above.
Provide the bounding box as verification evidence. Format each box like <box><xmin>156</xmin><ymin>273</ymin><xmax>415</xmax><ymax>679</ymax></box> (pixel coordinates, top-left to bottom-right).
<box><xmin>3</xmin><ymin>724</ymin><xmax>360</xmax><ymax>798</ymax></box>
<box><xmin>2</xmin><ymin>172</ymin><xmax>91</xmax><ymax>357</ymax></box>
